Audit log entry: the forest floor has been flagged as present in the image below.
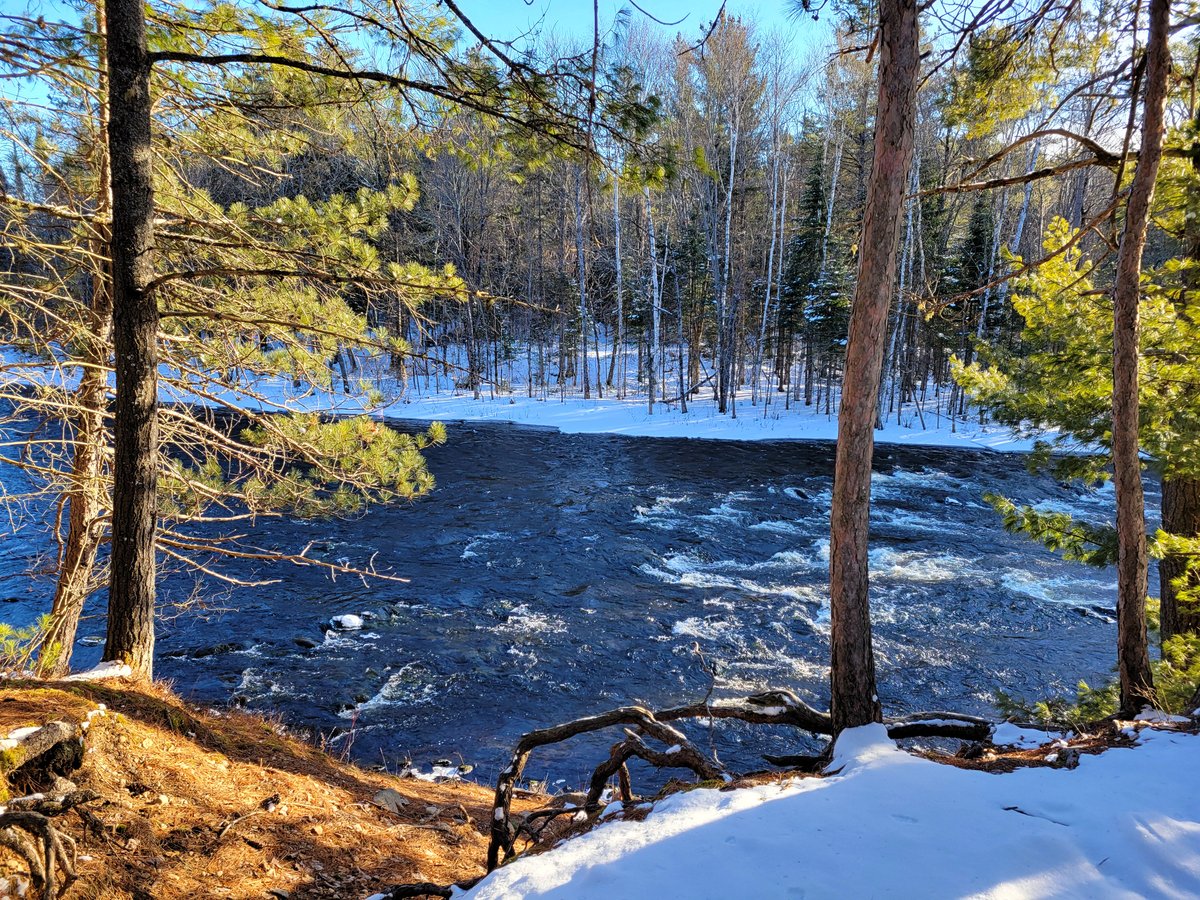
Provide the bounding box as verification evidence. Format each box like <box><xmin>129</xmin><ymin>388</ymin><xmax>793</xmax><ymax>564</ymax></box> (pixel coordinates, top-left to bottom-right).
<box><xmin>0</xmin><ymin>680</ymin><xmax>536</xmax><ymax>900</ymax></box>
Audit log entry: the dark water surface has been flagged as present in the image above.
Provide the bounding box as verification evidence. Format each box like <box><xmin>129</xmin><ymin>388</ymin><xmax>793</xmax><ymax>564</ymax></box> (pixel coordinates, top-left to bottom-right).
<box><xmin>1</xmin><ymin>422</ymin><xmax>1150</xmax><ymax>784</ymax></box>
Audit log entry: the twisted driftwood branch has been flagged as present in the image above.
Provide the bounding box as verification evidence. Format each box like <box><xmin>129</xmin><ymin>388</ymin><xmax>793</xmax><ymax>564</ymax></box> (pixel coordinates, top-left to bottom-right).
<box><xmin>486</xmin><ymin>690</ymin><xmax>1058</xmax><ymax>871</ymax></box>
<box><xmin>585</xmin><ymin>729</ymin><xmax>722</xmax><ymax>811</ymax></box>
<box><xmin>487</xmin><ymin>705</ymin><xmax>713</xmax><ymax>871</ymax></box>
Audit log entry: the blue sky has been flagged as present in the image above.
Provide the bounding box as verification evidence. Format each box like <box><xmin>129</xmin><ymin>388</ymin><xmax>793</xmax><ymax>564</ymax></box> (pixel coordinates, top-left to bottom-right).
<box><xmin>452</xmin><ymin>0</ymin><xmax>832</xmax><ymax>57</ymax></box>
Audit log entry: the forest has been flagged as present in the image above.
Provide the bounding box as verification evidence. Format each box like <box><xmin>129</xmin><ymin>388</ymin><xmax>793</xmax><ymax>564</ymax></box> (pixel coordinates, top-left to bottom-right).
<box><xmin>0</xmin><ymin>0</ymin><xmax>1199</xmax><ymax>897</ymax></box>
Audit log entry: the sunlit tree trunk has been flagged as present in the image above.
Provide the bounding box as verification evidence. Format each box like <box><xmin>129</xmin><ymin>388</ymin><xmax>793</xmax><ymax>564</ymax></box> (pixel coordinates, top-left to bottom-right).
<box><xmin>103</xmin><ymin>0</ymin><xmax>159</xmax><ymax>679</ymax></box>
<box><xmin>40</xmin><ymin>5</ymin><xmax>114</xmax><ymax>676</ymax></box>
<box><xmin>1112</xmin><ymin>0</ymin><xmax>1171</xmax><ymax>714</ymax></box>
<box><xmin>828</xmin><ymin>0</ymin><xmax>919</xmax><ymax>734</ymax></box>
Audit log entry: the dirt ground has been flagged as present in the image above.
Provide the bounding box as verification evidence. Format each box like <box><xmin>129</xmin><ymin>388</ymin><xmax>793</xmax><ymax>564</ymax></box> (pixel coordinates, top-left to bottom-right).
<box><xmin>0</xmin><ymin>681</ymin><xmax>538</xmax><ymax>900</ymax></box>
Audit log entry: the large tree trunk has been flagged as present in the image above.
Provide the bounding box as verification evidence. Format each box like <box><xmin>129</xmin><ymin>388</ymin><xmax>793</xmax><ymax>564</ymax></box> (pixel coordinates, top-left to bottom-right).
<box><xmin>1111</xmin><ymin>0</ymin><xmax>1170</xmax><ymax>714</ymax></box>
<box><xmin>828</xmin><ymin>0</ymin><xmax>919</xmax><ymax>734</ymax></box>
<box><xmin>103</xmin><ymin>0</ymin><xmax>159</xmax><ymax>680</ymax></box>
<box><xmin>1160</xmin><ymin>475</ymin><xmax>1200</xmax><ymax>641</ymax></box>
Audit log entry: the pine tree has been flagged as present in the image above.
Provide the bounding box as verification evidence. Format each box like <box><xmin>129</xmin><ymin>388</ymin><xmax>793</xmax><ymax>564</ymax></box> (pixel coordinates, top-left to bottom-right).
<box><xmin>0</xmin><ymin>2</ymin><xmax>475</xmax><ymax>675</ymax></box>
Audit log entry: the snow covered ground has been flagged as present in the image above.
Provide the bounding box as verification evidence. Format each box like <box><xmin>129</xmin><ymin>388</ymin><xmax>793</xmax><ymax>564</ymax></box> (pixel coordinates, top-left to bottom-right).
<box><xmin>375</xmin><ymin>386</ymin><xmax>1042</xmax><ymax>450</ymax></box>
<box><xmin>464</xmin><ymin>723</ymin><xmax>1200</xmax><ymax>899</ymax></box>
<box><xmin>2</xmin><ymin>342</ymin><xmax>1052</xmax><ymax>450</ymax></box>
<box><xmin>192</xmin><ymin>368</ymin><xmax>1045</xmax><ymax>452</ymax></box>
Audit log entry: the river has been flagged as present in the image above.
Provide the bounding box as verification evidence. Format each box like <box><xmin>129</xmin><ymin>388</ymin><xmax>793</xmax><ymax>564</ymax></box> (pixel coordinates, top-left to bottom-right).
<box><xmin>0</xmin><ymin>421</ymin><xmax>1149</xmax><ymax>784</ymax></box>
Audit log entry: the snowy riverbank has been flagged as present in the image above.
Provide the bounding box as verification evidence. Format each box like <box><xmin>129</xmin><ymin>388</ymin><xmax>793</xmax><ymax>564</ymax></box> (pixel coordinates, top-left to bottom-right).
<box><xmin>193</xmin><ymin>372</ymin><xmax>1050</xmax><ymax>452</ymax></box>
<box><xmin>2</xmin><ymin>344</ymin><xmax>1054</xmax><ymax>450</ymax></box>
<box><xmin>464</xmin><ymin>721</ymin><xmax>1200</xmax><ymax>899</ymax></box>
<box><xmin>377</xmin><ymin>388</ymin><xmax>1044</xmax><ymax>450</ymax></box>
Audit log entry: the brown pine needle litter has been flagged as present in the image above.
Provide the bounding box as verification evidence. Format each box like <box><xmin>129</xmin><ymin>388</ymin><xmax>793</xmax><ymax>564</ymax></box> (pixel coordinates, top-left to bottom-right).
<box><xmin>0</xmin><ymin>680</ymin><xmax>539</xmax><ymax>899</ymax></box>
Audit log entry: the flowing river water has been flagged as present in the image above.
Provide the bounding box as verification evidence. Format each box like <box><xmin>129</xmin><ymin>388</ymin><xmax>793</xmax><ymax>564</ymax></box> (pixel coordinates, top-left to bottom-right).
<box><xmin>0</xmin><ymin>421</ymin><xmax>1152</xmax><ymax>784</ymax></box>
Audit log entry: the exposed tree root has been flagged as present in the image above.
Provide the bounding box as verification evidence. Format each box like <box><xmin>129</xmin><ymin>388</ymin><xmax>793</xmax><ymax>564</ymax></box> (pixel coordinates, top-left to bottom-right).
<box><xmin>486</xmin><ymin>688</ymin><xmax>1042</xmax><ymax>871</ymax></box>
<box><xmin>0</xmin><ymin>790</ymin><xmax>97</xmax><ymax>900</ymax></box>
<box><xmin>0</xmin><ymin>720</ymin><xmax>82</xmax><ymax>777</ymax></box>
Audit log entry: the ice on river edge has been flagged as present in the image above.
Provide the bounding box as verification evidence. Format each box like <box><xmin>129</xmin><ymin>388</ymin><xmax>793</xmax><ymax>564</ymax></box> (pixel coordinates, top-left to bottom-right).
<box><xmin>459</xmin><ymin>722</ymin><xmax>1200</xmax><ymax>899</ymax></box>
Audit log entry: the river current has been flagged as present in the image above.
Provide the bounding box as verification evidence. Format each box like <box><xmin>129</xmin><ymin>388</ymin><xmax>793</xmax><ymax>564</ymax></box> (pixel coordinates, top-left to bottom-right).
<box><xmin>0</xmin><ymin>421</ymin><xmax>1152</xmax><ymax>783</ymax></box>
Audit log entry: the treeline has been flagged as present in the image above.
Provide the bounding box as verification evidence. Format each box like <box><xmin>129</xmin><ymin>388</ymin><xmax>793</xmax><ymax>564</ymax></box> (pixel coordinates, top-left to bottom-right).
<box><xmin>293</xmin><ymin>5</ymin><xmax>1187</xmax><ymax>427</ymax></box>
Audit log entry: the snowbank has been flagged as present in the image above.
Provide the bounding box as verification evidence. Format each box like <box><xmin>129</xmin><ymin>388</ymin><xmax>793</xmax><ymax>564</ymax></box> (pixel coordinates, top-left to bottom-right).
<box><xmin>464</xmin><ymin>724</ymin><xmax>1200</xmax><ymax>899</ymax></box>
<box><xmin>191</xmin><ymin>372</ymin><xmax>1046</xmax><ymax>452</ymax></box>
<box><xmin>62</xmin><ymin>661</ymin><xmax>133</xmax><ymax>681</ymax></box>
<box><xmin>380</xmin><ymin>390</ymin><xmax>1043</xmax><ymax>451</ymax></box>
<box><xmin>1</xmin><ymin>344</ymin><xmax>1050</xmax><ymax>450</ymax></box>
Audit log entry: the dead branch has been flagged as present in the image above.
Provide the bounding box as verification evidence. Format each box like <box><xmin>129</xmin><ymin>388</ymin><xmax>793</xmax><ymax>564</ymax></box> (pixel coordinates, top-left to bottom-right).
<box><xmin>487</xmin><ymin>705</ymin><xmax>715</xmax><ymax>871</ymax></box>
<box><xmin>487</xmin><ymin>690</ymin><xmax>1058</xmax><ymax>871</ymax></box>
<box><xmin>214</xmin><ymin>793</ymin><xmax>280</xmax><ymax>844</ymax></box>
<box><xmin>585</xmin><ymin>729</ymin><xmax>722</xmax><ymax>810</ymax></box>
<box><xmin>658</xmin><ymin>689</ymin><xmax>833</xmax><ymax>733</ymax></box>
<box><xmin>0</xmin><ymin>721</ymin><xmax>81</xmax><ymax>775</ymax></box>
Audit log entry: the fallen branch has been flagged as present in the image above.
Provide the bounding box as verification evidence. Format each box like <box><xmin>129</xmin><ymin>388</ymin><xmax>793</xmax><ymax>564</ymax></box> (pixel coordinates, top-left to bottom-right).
<box><xmin>0</xmin><ymin>721</ymin><xmax>81</xmax><ymax>775</ymax></box>
<box><xmin>486</xmin><ymin>690</ymin><xmax>1058</xmax><ymax>871</ymax></box>
<box><xmin>487</xmin><ymin>705</ymin><xmax>716</xmax><ymax>871</ymax></box>
<box><xmin>214</xmin><ymin>793</ymin><xmax>280</xmax><ymax>844</ymax></box>
<box><xmin>585</xmin><ymin>729</ymin><xmax>722</xmax><ymax>810</ymax></box>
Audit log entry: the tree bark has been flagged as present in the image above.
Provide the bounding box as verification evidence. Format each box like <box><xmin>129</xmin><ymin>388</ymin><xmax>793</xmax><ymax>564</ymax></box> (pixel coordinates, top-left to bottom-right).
<box><xmin>828</xmin><ymin>0</ymin><xmax>919</xmax><ymax>734</ymax></box>
<box><xmin>41</xmin><ymin>9</ymin><xmax>115</xmax><ymax>676</ymax></box>
<box><xmin>103</xmin><ymin>0</ymin><xmax>159</xmax><ymax>680</ymax></box>
<box><xmin>1112</xmin><ymin>0</ymin><xmax>1170</xmax><ymax>714</ymax></box>
<box><xmin>574</xmin><ymin>166</ymin><xmax>590</xmax><ymax>400</ymax></box>
<box><xmin>645</xmin><ymin>188</ymin><xmax>661</xmax><ymax>414</ymax></box>
<box><xmin>1160</xmin><ymin>475</ymin><xmax>1200</xmax><ymax>641</ymax></box>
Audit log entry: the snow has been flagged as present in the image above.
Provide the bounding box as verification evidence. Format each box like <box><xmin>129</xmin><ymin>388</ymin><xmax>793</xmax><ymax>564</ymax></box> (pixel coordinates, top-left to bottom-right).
<box><xmin>376</xmin><ymin>387</ymin><xmax>1043</xmax><ymax>451</ymax></box>
<box><xmin>1</xmin><ymin>345</ymin><xmax>1049</xmax><ymax>452</ymax></box>
<box><xmin>1133</xmin><ymin>709</ymin><xmax>1191</xmax><ymax>725</ymax></box>
<box><xmin>61</xmin><ymin>661</ymin><xmax>132</xmax><ymax>681</ymax></box>
<box><xmin>463</xmin><ymin>725</ymin><xmax>1200</xmax><ymax>899</ymax></box>
<box><xmin>329</xmin><ymin>614</ymin><xmax>364</xmax><ymax>630</ymax></box>
<box><xmin>991</xmin><ymin>722</ymin><xmax>1064</xmax><ymax>748</ymax></box>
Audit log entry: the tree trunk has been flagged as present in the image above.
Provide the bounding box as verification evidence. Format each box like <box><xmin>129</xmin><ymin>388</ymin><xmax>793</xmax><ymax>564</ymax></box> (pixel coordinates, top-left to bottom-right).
<box><xmin>103</xmin><ymin>0</ymin><xmax>159</xmax><ymax>680</ymax></box>
<box><xmin>1160</xmin><ymin>475</ymin><xmax>1200</xmax><ymax>641</ymax></box>
<box><xmin>718</xmin><ymin>111</ymin><xmax>739</xmax><ymax>414</ymax></box>
<box><xmin>40</xmin><ymin>9</ymin><xmax>115</xmax><ymax>676</ymax></box>
<box><xmin>646</xmin><ymin>189</ymin><xmax>661</xmax><ymax>414</ymax></box>
<box><xmin>1112</xmin><ymin>0</ymin><xmax>1170</xmax><ymax>714</ymax></box>
<box><xmin>607</xmin><ymin>169</ymin><xmax>623</xmax><ymax>393</ymax></box>
<box><xmin>574</xmin><ymin>167</ymin><xmax>590</xmax><ymax>400</ymax></box>
<box><xmin>828</xmin><ymin>0</ymin><xmax>919</xmax><ymax>735</ymax></box>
